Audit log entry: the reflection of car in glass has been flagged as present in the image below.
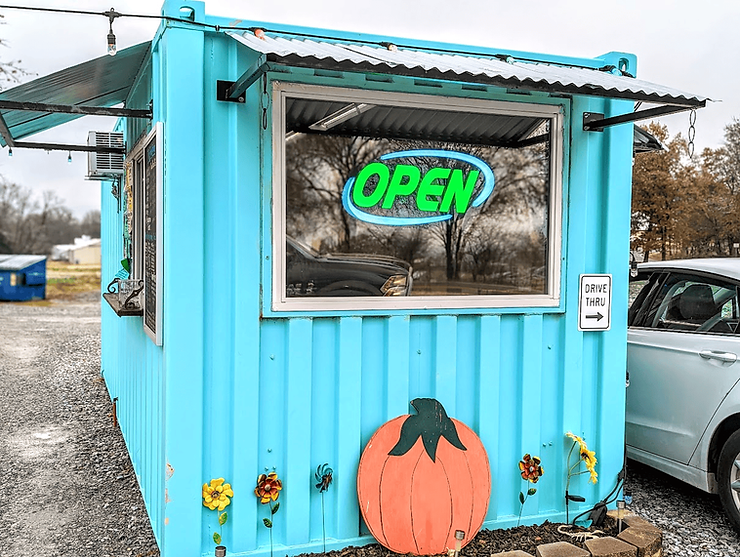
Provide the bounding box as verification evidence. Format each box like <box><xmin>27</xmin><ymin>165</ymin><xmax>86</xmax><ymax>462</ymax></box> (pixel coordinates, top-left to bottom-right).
<box><xmin>286</xmin><ymin>236</ymin><xmax>412</xmax><ymax>297</ymax></box>
<box><xmin>626</xmin><ymin>258</ymin><xmax>740</xmax><ymax>532</ymax></box>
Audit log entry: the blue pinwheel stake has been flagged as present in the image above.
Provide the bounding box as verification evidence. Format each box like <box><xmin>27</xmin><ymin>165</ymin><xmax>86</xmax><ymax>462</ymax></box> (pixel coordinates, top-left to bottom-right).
<box><xmin>314</xmin><ymin>463</ymin><xmax>334</xmax><ymax>552</ymax></box>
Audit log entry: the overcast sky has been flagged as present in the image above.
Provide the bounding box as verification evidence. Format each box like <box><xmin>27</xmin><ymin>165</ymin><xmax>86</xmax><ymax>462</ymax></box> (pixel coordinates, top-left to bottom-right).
<box><xmin>0</xmin><ymin>0</ymin><xmax>736</xmax><ymax>217</ymax></box>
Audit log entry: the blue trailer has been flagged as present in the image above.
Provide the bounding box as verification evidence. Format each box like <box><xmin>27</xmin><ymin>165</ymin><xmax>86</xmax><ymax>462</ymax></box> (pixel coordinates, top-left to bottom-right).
<box><xmin>0</xmin><ymin>255</ymin><xmax>46</xmax><ymax>301</ymax></box>
<box><xmin>0</xmin><ymin>1</ymin><xmax>708</xmax><ymax>556</ymax></box>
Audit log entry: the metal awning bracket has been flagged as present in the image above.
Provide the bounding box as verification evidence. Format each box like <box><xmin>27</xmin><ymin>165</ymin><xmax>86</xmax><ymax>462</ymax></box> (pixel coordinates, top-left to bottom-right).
<box><xmin>217</xmin><ymin>56</ymin><xmax>270</xmax><ymax>103</ymax></box>
<box><xmin>216</xmin><ymin>80</ymin><xmax>246</xmax><ymax>103</ymax></box>
<box><xmin>583</xmin><ymin>112</ymin><xmax>605</xmax><ymax>132</ymax></box>
<box><xmin>583</xmin><ymin>101</ymin><xmax>706</xmax><ymax>132</ymax></box>
<box><xmin>0</xmin><ymin>99</ymin><xmax>151</xmax><ymax>119</ymax></box>
<box><xmin>0</xmin><ymin>111</ymin><xmax>15</xmax><ymax>147</ymax></box>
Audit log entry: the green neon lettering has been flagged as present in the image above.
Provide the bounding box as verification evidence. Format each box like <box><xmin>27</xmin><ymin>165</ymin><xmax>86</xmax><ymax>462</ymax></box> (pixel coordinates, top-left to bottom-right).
<box><xmin>439</xmin><ymin>169</ymin><xmax>479</xmax><ymax>213</ymax></box>
<box><xmin>416</xmin><ymin>167</ymin><xmax>450</xmax><ymax>212</ymax></box>
<box><xmin>353</xmin><ymin>162</ymin><xmax>390</xmax><ymax>208</ymax></box>
<box><xmin>381</xmin><ymin>165</ymin><xmax>421</xmax><ymax>209</ymax></box>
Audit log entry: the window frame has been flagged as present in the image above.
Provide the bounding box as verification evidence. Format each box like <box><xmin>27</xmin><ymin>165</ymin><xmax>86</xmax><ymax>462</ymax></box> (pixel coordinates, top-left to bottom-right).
<box><xmin>124</xmin><ymin>122</ymin><xmax>163</xmax><ymax>344</ymax></box>
<box><xmin>270</xmin><ymin>81</ymin><xmax>564</xmax><ymax>313</ymax></box>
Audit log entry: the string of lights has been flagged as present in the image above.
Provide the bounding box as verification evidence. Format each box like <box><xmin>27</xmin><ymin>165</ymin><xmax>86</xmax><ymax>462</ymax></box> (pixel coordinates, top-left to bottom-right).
<box><xmin>0</xmin><ymin>3</ymin><xmax>616</xmax><ymax>71</ymax></box>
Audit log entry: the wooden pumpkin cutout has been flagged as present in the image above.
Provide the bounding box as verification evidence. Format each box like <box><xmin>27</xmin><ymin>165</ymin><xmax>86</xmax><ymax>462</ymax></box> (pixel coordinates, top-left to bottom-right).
<box><xmin>357</xmin><ymin>398</ymin><xmax>491</xmax><ymax>555</ymax></box>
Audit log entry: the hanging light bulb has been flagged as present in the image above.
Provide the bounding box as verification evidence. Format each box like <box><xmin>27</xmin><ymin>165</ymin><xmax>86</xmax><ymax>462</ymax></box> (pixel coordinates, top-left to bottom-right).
<box><xmin>107</xmin><ymin>25</ymin><xmax>116</xmax><ymax>56</ymax></box>
<box><xmin>67</xmin><ymin>151</ymin><xmax>72</xmax><ymax>164</ymax></box>
<box><xmin>104</xmin><ymin>8</ymin><xmax>120</xmax><ymax>56</ymax></box>
<box><xmin>7</xmin><ymin>148</ymin><xmax>12</xmax><ymax>157</ymax></box>
<box><xmin>108</xmin><ymin>28</ymin><xmax>116</xmax><ymax>56</ymax></box>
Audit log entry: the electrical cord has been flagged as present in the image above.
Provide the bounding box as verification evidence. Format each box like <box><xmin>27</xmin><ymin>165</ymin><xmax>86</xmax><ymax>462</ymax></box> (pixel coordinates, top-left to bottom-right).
<box><xmin>570</xmin><ymin>465</ymin><xmax>626</xmax><ymax>526</ymax></box>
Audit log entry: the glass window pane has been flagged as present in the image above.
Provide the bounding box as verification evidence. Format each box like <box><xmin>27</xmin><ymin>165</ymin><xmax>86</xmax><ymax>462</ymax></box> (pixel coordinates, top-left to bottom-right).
<box><xmin>281</xmin><ymin>91</ymin><xmax>556</xmax><ymax>305</ymax></box>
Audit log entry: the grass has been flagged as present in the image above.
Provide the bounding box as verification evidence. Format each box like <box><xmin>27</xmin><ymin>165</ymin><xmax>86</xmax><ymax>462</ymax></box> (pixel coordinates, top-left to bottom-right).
<box><xmin>44</xmin><ymin>261</ymin><xmax>101</xmax><ymax>301</ymax></box>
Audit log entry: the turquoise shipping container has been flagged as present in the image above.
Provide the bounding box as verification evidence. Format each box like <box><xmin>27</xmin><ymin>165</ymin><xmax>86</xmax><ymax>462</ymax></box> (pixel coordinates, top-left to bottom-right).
<box><xmin>17</xmin><ymin>1</ymin><xmax>703</xmax><ymax>556</ymax></box>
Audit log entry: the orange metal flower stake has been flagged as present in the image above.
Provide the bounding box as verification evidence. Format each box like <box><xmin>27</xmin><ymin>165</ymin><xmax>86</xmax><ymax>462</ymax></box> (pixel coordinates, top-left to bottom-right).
<box><xmin>255</xmin><ymin>472</ymin><xmax>282</xmax><ymax>557</ymax></box>
<box><xmin>517</xmin><ymin>454</ymin><xmax>543</xmax><ymax>526</ymax></box>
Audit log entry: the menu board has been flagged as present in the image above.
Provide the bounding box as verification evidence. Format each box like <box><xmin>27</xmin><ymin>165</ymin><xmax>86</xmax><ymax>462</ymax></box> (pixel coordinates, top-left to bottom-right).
<box><xmin>143</xmin><ymin>123</ymin><xmax>163</xmax><ymax>345</ymax></box>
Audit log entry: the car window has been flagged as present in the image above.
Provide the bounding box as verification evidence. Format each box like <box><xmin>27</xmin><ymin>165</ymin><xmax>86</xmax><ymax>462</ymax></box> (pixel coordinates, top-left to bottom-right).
<box><xmin>637</xmin><ymin>272</ymin><xmax>739</xmax><ymax>335</ymax></box>
<box><xmin>628</xmin><ymin>271</ymin><xmax>666</xmax><ymax>327</ymax></box>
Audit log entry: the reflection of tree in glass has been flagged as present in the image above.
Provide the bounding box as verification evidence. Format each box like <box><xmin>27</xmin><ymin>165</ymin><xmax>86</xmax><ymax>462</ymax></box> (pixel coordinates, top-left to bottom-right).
<box><xmin>286</xmin><ymin>135</ymin><xmax>388</xmax><ymax>250</ymax></box>
<box><xmin>389</xmin><ymin>139</ymin><xmax>549</xmax><ymax>282</ymax></box>
<box><xmin>285</xmin><ymin>130</ymin><xmax>551</xmax><ymax>294</ymax></box>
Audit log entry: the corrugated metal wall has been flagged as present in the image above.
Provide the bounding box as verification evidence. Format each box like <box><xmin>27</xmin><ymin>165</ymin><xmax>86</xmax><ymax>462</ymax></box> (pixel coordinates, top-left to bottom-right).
<box><xmin>101</xmin><ymin>92</ymin><xmax>166</xmax><ymax>549</ymax></box>
<box><xmin>176</xmin><ymin>32</ymin><xmax>631</xmax><ymax>557</ymax></box>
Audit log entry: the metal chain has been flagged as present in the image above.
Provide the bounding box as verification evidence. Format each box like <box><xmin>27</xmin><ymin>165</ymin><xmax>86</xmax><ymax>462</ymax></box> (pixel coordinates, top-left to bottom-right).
<box><xmin>688</xmin><ymin>109</ymin><xmax>697</xmax><ymax>158</ymax></box>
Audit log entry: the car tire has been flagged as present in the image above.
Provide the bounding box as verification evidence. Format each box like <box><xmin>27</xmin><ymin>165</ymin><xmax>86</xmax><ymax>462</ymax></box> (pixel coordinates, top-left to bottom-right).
<box><xmin>717</xmin><ymin>430</ymin><xmax>740</xmax><ymax>533</ymax></box>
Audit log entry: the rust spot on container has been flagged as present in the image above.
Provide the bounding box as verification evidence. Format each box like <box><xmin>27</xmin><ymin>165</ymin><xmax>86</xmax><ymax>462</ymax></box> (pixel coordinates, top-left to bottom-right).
<box><xmin>164</xmin><ymin>517</ymin><xmax>169</xmax><ymax>526</ymax></box>
<box><xmin>166</xmin><ymin>462</ymin><xmax>175</xmax><ymax>480</ymax></box>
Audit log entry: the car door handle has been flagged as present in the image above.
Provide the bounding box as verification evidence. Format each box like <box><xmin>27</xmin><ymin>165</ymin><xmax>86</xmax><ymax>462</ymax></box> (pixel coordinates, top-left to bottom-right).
<box><xmin>699</xmin><ymin>350</ymin><xmax>738</xmax><ymax>363</ymax></box>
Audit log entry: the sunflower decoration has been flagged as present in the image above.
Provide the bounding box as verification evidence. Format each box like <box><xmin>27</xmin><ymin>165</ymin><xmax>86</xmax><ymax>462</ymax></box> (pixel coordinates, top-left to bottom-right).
<box><xmin>517</xmin><ymin>454</ymin><xmax>544</xmax><ymax>526</ymax></box>
<box><xmin>256</xmin><ymin>471</ymin><xmax>282</xmax><ymax>557</ymax></box>
<box><xmin>566</xmin><ymin>431</ymin><xmax>598</xmax><ymax>484</ymax></box>
<box><xmin>202</xmin><ymin>478</ymin><xmax>234</xmax><ymax>545</ymax></box>
<box><xmin>565</xmin><ymin>431</ymin><xmax>599</xmax><ymax>523</ymax></box>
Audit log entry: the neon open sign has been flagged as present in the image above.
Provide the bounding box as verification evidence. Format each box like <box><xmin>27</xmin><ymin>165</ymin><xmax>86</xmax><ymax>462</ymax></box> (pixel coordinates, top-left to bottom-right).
<box><xmin>342</xmin><ymin>150</ymin><xmax>495</xmax><ymax>226</ymax></box>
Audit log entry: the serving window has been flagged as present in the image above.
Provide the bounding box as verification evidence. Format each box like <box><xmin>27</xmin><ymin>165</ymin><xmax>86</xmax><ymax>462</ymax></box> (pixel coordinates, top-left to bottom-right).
<box><xmin>271</xmin><ymin>83</ymin><xmax>563</xmax><ymax>312</ymax></box>
<box><xmin>113</xmin><ymin>123</ymin><xmax>163</xmax><ymax>343</ymax></box>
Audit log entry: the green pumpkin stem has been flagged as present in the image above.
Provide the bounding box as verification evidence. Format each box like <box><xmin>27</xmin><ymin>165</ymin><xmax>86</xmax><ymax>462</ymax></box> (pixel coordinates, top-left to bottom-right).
<box><xmin>388</xmin><ymin>398</ymin><xmax>466</xmax><ymax>462</ymax></box>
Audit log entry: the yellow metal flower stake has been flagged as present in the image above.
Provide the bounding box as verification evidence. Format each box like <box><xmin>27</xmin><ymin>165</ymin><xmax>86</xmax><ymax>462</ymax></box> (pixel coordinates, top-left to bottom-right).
<box><xmin>255</xmin><ymin>472</ymin><xmax>282</xmax><ymax>557</ymax></box>
<box><xmin>314</xmin><ymin>463</ymin><xmax>333</xmax><ymax>553</ymax></box>
<box><xmin>564</xmin><ymin>432</ymin><xmax>598</xmax><ymax>523</ymax></box>
<box><xmin>517</xmin><ymin>454</ymin><xmax>543</xmax><ymax>527</ymax></box>
<box><xmin>202</xmin><ymin>478</ymin><xmax>234</xmax><ymax>553</ymax></box>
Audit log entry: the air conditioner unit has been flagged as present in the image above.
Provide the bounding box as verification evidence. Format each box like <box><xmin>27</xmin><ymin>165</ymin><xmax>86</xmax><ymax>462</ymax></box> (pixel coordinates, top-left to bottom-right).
<box><xmin>86</xmin><ymin>132</ymin><xmax>125</xmax><ymax>179</ymax></box>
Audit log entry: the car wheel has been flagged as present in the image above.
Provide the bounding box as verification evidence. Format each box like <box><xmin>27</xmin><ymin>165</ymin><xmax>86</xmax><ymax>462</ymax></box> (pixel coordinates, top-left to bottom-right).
<box><xmin>718</xmin><ymin>430</ymin><xmax>740</xmax><ymax>533</ymax></box>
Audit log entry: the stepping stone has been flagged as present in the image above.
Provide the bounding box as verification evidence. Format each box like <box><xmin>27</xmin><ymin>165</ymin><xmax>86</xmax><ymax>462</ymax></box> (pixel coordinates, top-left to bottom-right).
<box><xmin>618</xmin><ymin>527</ymin><xmax>662</xmax><ymax>557</ymax></box>
<box><xmin>622</xmin><ymin>515</ymin><xmax>661</xmax><ymax>533</ymax></box>
<box><xmin>491</xmin><ymin>551</ymin><xmax>534</xmax><ymax>557</ymax></box>
<box><xmin>584</xmin><ymin>536</ymin><xmax>637</xmax><ymax>557</ymax></box>
<box><xmin>535</xmin><ymin>541</ymin><xmax>589</xmax><ymax>557</ymax></box>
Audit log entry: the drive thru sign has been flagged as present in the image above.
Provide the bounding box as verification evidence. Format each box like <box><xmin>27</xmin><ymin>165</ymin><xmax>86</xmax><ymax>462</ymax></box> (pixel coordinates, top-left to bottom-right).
<box><xmin>578</xmin><ymin>274</ymin><xmax>612</xmax><ymax>331</ymax></box>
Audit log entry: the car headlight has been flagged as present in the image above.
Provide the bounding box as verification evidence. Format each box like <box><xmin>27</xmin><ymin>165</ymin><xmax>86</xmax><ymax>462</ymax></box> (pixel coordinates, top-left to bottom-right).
<box><xmin>381</xmin><ymin>274</ymin><xmax>408</xmax><ymax>296</ymax></box>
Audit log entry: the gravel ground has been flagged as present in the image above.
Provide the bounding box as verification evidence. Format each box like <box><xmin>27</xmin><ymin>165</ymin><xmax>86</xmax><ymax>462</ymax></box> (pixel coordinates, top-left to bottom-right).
<box><xmin>0</xmin><ymin>294</ymin><xmax>159</xmax><ymax>557</ymax></box>
<box><xmin>626</xmin><ymin>459</ymin><xmax>740</xmax><ymax>556</ymax></box>
<box><xmin>1</xmin><ymin>295</ymin><xmax>739</xmax><ymax>557</ymax></box>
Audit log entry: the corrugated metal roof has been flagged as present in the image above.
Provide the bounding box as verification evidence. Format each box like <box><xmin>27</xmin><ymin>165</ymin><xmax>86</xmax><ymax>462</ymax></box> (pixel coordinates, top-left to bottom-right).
<box><xmin>0</xmin><ymin>254</ymin><xmax>46</xmax><ymax>271</ymax></box>
<box><xmin>285</xmin><ymin>97</ymin><xmax>546</xmax><ymax>146</ymax></box>
<box><xmin>230</xmin><ymin>32</ymin><xmax>708</xmax><ymax>106</ymax></box>
<box><xmin>0</xmin><ymin>42</ymin><xmax>150</xmax><ymax>144</ymax></box>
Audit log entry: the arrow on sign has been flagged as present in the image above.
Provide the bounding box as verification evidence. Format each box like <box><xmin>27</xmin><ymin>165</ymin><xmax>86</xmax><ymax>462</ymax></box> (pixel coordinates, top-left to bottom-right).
<box><xmin>586</xmin><ymin>312</ymin><xmax>604</xmax><ymax>321</ymax></box>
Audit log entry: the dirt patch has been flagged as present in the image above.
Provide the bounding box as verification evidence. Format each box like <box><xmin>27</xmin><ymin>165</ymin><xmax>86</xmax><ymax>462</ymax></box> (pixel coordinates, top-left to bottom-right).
<box><xmin>308</xmin><ymin>519</ymin><xmax>621</xmax><ymax>557</ymax></box>
<box><xmin>44</xmin><ymin>262</ymin><xmax>101</xmax><ymax>301</ymax></box>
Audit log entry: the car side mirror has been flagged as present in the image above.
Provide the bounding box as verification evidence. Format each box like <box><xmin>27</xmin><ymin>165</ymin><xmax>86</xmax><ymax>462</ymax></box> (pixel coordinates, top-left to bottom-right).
<box><xmin>629</xmin><ymin>252</ymin><xmax>638</xmax><ymax>278</ymax></box>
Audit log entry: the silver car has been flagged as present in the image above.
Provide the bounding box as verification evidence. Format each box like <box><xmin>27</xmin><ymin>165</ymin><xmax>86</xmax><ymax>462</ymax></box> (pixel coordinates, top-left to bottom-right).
<box><xmin>627</xmin><ymin>258</ymin><xmax>740</xmax><ymax>532</ymax></box>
